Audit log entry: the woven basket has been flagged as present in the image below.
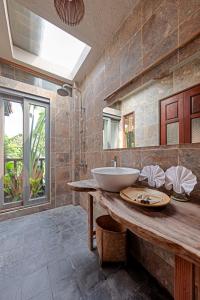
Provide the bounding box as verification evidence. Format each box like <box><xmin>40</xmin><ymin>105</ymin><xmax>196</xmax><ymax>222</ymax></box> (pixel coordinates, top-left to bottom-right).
<box><xmin>96</xmin><ymin>215</ymin><xmax>127</xmax><ymax>264</ymax></box>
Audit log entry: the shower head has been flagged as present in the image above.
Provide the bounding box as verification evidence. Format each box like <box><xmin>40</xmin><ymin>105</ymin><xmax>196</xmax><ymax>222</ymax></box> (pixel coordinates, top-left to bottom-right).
<box><xmin>57</xmin><ymin>84</ymin><xmax>71</xmax><ymax>97</ymax></box>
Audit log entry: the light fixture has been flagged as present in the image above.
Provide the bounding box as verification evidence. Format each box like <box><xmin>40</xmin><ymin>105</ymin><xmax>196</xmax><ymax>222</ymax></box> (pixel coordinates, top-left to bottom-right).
<box><xmin>54</xmin><ymin>0</ymin><xmax>85</xmax><ymax>26</ymax></box>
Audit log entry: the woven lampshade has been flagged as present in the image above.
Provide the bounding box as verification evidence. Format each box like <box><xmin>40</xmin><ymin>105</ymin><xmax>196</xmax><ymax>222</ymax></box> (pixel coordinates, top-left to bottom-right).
<box><xmin>54</xmin><ymin>0</ymin><xmax>85</xmax><ymax>26</ymax></box>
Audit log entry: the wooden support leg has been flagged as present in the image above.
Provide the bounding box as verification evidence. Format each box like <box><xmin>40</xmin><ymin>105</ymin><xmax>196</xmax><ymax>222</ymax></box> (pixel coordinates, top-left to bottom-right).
<box><xmin>88</xmin><ymin>193</ymin><xmax>94</xmax><ymax>251</ymax></box>
<box><xmin>175</xmin><ymin>255</ymin><xmax>194</xmax><ymax>300</ymax></box>
<box><xmin>195</xmin><ymin>266</ymin><xmax>200</xmax><ymax>300</ymax></box>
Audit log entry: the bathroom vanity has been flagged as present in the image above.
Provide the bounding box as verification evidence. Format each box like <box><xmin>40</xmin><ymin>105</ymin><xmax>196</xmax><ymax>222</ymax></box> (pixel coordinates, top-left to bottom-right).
<box><xmin>68</xmin><ymin>179</ymin><xmax>200</xmax><ymax>300</ymax></box>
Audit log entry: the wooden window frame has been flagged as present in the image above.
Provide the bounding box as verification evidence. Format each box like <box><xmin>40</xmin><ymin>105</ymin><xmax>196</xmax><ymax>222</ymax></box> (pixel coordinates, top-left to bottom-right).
<box><xmin>160</xmin><ymin>83</ymin><xmax>200</xmax><ymax>145</ymax></box>
<box><xmin>184</xmin><ymin>85</ymin><xmax>200</xmax><ymax>143</ymax></box>
<box><xmin>160</xmin><ymin>94</ymin><xmax>184</xmax><ymax>145</ymax></box>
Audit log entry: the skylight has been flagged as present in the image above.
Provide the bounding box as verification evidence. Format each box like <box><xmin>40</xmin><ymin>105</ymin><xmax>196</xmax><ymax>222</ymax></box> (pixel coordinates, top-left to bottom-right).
<box><xmin>7</xmin><ymin>0</ymin><xmax>91</xmax><ymax>80</ymax></box>
<box><xmin>39</xmin><ymin>18</ymin><xmax>91</xmax><ymax>78</ymax></box>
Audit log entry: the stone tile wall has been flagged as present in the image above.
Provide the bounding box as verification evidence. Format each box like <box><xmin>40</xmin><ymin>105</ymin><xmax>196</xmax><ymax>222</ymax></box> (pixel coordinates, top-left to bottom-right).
<box><xmin>76</xmin><ymin>0</ymin><xmax>200</xmax><ymax>295</ymax></box>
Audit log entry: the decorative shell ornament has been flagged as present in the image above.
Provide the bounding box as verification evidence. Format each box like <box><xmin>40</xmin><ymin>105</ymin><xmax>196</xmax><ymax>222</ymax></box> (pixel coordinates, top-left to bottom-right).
<box><xmin>139</xmin><ymin>165</ymin><xmax>165</xmax><ymax>188</ymax></box>
<box><xmin>165</xmin><ymin>166</ymin><xmax>197</xmax><ymax>195</ymax></box>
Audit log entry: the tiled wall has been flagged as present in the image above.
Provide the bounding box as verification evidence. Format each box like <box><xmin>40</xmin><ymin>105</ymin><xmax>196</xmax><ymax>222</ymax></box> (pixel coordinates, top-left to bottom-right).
<box><xmin>77</xmin><ymin>0</ymin><xmax>200</xmax><ymax>295</ymax></box>
<box><xmin>0</xmin><ymin>72</ymin><xmax>74</xmax><ymax>220</ymax></box>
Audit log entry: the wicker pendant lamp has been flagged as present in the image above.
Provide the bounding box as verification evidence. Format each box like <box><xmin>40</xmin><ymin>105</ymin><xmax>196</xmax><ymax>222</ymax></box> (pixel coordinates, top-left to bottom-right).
<box><xmin>54</xmin><ymin>0</ymin><xmax>85</xmax><ymax>26</ymax></box>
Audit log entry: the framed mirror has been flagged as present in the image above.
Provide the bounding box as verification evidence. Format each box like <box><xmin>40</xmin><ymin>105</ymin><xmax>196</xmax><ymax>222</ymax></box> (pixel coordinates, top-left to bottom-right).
<box><xmin>103</xmin><ymin>83</ymin><xmax>200</xmax><ymax>150</ymax></box>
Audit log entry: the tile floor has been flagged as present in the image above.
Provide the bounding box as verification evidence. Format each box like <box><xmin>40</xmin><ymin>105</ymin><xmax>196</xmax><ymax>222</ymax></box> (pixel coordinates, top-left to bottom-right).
<box><xmin>0</xmin><ymin>205</ymin><xmax>173</xmax><ymax>300</ymax></box>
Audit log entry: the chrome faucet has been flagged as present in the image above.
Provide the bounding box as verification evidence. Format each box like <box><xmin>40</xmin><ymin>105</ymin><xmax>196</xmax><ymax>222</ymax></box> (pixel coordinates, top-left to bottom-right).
<box><xmin>111</xmin><ymin>156</ymin><xmax>117</xmax><ymax>168</ymax></box>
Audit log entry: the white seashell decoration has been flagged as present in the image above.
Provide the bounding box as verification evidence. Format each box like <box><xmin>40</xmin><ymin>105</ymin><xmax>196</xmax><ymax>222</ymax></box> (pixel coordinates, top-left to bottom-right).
<box><xmin>165</xmin><ymin>166</ymin><xmax>197</xmax><ymax>195</ymax></box>
<box><xmin>139</xmin><ymin>165</ymin><xmax>165</xmax><ymax>188</ymax></box>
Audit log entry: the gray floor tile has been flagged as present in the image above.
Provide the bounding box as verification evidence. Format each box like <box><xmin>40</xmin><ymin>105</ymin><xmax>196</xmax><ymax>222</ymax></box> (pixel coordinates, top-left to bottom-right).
<box><xmin>107</xmin><ymin>270</ymin><xmax>140</xmax><ymax>300</ymax></box>
<box><xmin>0</xmin><ymin>283</ymin><xmax>22</xmax><ymax>300</ymax></box>
<box><xmin>0</xmin><ymin>271</ymin><xmax>22</xmax><ymax>292</ymax></box>
<box><xmin>22</xmin><ymin>267</ymin><xmax>50</xmax><ymax>300</ymax></box>
<box><xmin>47</xmin><ymin>258</ymin><xmax>75</xmax><ymax>284</ymax></box>
<box><xmin>0</xmin><ymin>205</ymin><xmax>173</xmax><ymax>300</ymax></box>
<box><xmin>69</xmin><ymin>246</ymin><xmax>99</xmax><ymax>270</ymax></box>
<box><xmin>1</xmin><ymin>233</ymin><xmax>24</xmax><ymax>253</ymax></box>
<box><xmin>76</xmin><ymin>261</ymin><xmax>106</xmax><ymax>295</ymax></box>
<box><xmin>22</xmin><ymin>252</ymin><xmax>48</xmax><ymax>276</ymax></box>
<box><xmin>30</xmin><ymin>289</ymin><xmax>53</xmax><ymax>300</ymax></box>
<box><xmin>45</xmin><ymin>245</ymin><xmax>66</xmax><ymax>263</ymax></box>
<box><xmin>53</xmin><ymin>279</ymin><xmax>83</xmax><ymax>300</ymax></box>
<box><xmin>0</xmin><ymin>246</ymin><xmax>24</xmax><ymax>268</ymax></box>
<box><xmin>86</xmin><ymin>281</ymin><xmax>115</xmax><ymax>300</ymax></box>
<box><xmin>23</xmin><ymin>238</ymin><xmax>44</xmax><ymax>259</ymax></box>
<box><xmin>0</xmin><ymin>261</ymin><xmax>23</xmax><ymax>283</ymax></box>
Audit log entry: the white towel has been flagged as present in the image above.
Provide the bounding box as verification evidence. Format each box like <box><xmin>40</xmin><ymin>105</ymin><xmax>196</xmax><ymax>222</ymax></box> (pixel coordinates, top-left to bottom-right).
<box><xmin>165</xmin><ymin>166</ymin><xmax>197</xmax><ymax>195</ymax></box>
<box><xmin>139</xmin><ymin>165</ymin><xmax>165</xmax><ymax>188</ymax></box>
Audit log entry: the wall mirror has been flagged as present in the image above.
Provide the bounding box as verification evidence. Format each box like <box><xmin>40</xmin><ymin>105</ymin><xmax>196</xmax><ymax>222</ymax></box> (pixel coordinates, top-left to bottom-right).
<box><xmin>103</xmin><ymin>83</ymin><xmax>200</xmax><ymax>150</ymax></box>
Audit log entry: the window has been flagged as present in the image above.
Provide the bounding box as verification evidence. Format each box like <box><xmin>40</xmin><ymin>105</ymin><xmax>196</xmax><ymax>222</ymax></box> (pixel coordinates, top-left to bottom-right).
<box><xmin>123</xmin><ymin>113</ymin><xmax>135</xmax><ymax>148</ymax></box>
<box><xmin>0</xmin><ymin>88</ymin><xmax>50</xmax><ymax>210</ymax></box>
<box><xmin>103</xmin><ymin>114</ymin><xmax>120</xmax><ymax>149</ymax></box>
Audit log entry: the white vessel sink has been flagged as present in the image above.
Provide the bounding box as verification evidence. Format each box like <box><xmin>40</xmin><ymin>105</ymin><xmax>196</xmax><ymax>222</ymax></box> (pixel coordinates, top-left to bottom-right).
<box><xmin>91</xmin><ymin>167</ymin><xmax>140</xmax><ymax>192</ymax></box>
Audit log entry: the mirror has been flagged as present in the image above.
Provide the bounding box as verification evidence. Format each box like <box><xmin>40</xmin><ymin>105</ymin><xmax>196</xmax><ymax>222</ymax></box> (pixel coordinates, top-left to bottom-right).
<box><xmin>103</xmin><ymin>82</ymin><xmax>200</xmax><ymax>150</ymax></box>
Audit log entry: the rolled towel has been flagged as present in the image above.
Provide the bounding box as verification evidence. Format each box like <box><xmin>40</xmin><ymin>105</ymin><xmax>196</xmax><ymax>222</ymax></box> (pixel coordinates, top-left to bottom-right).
<box><xmin>165</xmin><ymin>166</ymin><xmax>197</xmax><ymax>195</ymax></box>
<box><xmin>139</xmin><ymin>165</ymin><xmax>165</xmax><ymax>188</ymax></box>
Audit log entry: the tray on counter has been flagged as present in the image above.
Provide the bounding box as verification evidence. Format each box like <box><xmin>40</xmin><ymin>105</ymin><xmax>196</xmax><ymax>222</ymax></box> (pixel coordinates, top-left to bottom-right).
<box><xmin>120</xmin><ymin>187</ymin><xmax>171</xmax><ymax>208</ymax></box>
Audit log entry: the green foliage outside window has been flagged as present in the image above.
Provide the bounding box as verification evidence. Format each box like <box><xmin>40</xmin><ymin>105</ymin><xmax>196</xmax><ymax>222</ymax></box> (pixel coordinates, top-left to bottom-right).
<box><xmin>4</xmin><ymin>134</ymin><xmax>23</xmax><ymax>159</ymax></box>
<box><xmin>125</xmin><ymin>131</ymin><xmax>135</xmax><ymax>148</ymax></box>
<box><xmin>4</xmin><ymin>108</ymin><xmax>45</xmax><ymax>202</ymax></box>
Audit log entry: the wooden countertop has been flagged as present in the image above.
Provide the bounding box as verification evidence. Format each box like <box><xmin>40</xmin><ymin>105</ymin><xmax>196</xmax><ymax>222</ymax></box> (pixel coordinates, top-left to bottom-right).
<box><xmin>67</xmin><ymin>179</ymin><xmax>99</xmax><ymax>192</ymax></box>
<box><xmin>92</xmin><ymin>190</ymin><xmax>200</xmax><ymax>266</ymax></box>
<box><xmin>68</xmin><ymin>179</ymin><xmax>200</xmax><ymax>266</ymax></box>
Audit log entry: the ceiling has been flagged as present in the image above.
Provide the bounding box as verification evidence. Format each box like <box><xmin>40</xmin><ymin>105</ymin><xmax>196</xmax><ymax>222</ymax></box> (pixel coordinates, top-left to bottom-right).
<box><xmin>7</xmin><ymin>0</ymin><xmax>44</xmax><ymax>56</ymax></box>
<box><xmin>0</xmin><ymin>0</ymin><xmax>138</xmax><ymax>83</ymax></box>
